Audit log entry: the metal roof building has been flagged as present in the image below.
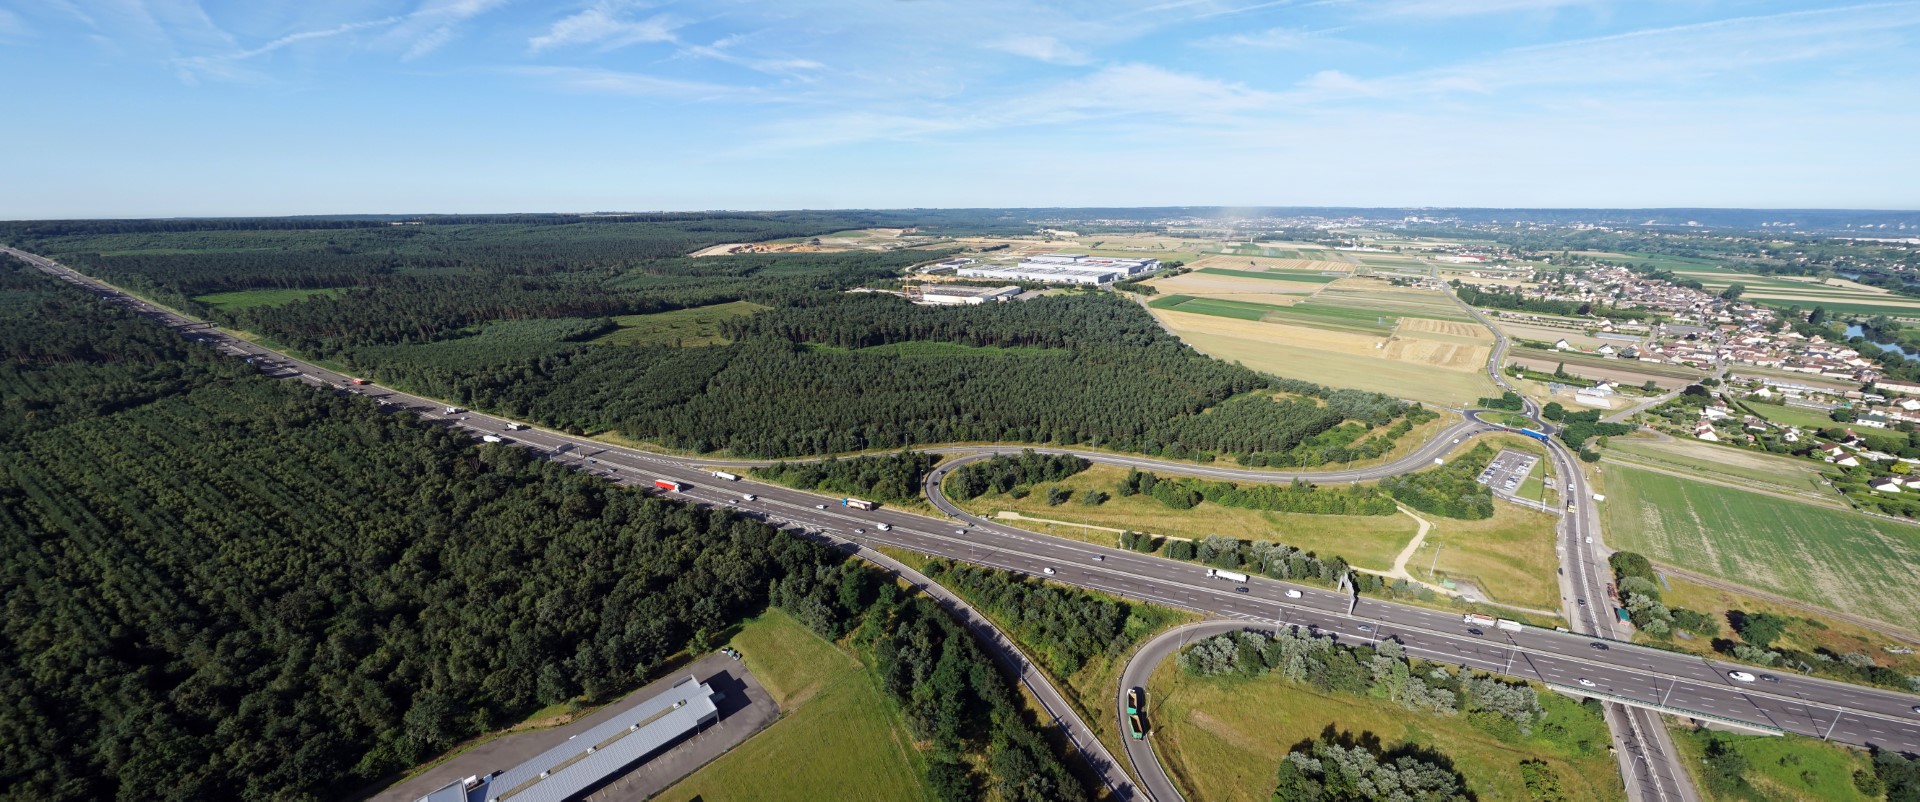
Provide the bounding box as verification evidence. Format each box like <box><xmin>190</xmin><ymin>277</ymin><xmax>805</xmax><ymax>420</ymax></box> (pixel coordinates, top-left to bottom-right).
<box><xmin>415</xmin><ymin>675</ymin><xmax>720</xmax><ymax>802</ymax></box>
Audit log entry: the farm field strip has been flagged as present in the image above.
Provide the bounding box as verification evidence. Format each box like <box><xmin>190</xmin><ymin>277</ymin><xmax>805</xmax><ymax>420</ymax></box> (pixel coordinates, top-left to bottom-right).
<box><xmin>1162</xmin><ymin>318</ymin><xmax>1498</xmax><ymax>407</ymax></box>
<box><xmin>1194</xmin><ymin>267</ymin><xmax>1344</xmax><ymax>283</ymax></box>
<box><xmin>1600</xmin><ymin>464</ymin><xmax>1920</xmax><ymax>632</ymax></box>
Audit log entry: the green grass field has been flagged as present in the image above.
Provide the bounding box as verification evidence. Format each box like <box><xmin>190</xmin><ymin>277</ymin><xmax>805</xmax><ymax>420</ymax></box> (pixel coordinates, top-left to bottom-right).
<box><xmin>655</xmin><ymin>610</ymin><xmax>929</xmax><ymax>802</ymax></box>
<box><xmin>193</xmin><ymin>287</ymin><xmax>347</xmax><ymax>310</ymax></box>
<box><xmin>592</xmin><ymin>300</ymin><xmax>768</xmax><ymax>347</ymax></box>
<box><xmin>1149</xmin><ymin>658</ymin><xmax>1624</xmax><ymax>802</ymax></box>
<box><xmin>1147</xmin><ymin>294</ymin><xmax>1282</xmax><ymax>321</ymax></box>
<box><xmin>1605</xmin><ymin>436</ymin><xmax>1839</xmax><ymax>502</ymax></box>
<box><xmin>1194</xmin><ymin>267</ymin><xmax>1344</xmax><ymax>283</ymax></box>
<box><xmin>1743</xmin><ymin>402</ymin><xmax>1845</xmax><ymax>433</ymax></box>
<box><xmin>1668</xmin><ymin>727</ymin><xmax>1876</xmax><ymax>802</ymax></box>
<box><xmin>947</xmin><ymin>464</ymin><xmax>1419</xmax><ymax>571</ymax></box>
<box><xmin>1601</xmin><ymin>463</ymin><xmax>1920</xmax><ymax>631</ymax></box>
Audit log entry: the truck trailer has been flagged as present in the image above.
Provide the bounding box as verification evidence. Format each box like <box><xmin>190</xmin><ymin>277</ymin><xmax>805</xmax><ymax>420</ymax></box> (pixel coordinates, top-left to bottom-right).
<box><xmin>1495</xmin><ymin>619</ymin><xmax>1522</xmax><ymax>632</ymax></box>
<box><xmin>1206</xmin><ymin>568</ymin><xmax>1249</xmax><ymax>583</ymax></box>
<box><xmin>1464</xmin><ymin>613</ymin><xmax>1497</xmax><ymax>628</ymax></box>
<box><xmin>712</xmin><ymin>471</ymin><xmax>740</xmax><ymax>481</ymax></box>
<box><xmin>655</xmin><ymin>479</ymin><xmax>684</xmax><ymax>492</ymax></box>
<box><xmin>481</xmin><ymin>435</ymin><xmax>504</xmax><ymax>444</ymax></box>
<box><xmin>842</xmin><ymin>497</ymin><xmax>876</xmax><ymax>511</ymax></box>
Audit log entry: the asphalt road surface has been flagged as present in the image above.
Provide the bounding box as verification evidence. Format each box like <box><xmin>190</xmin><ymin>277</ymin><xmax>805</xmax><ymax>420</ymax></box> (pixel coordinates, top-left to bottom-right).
<box><xmin>17</xmin><ymin>247</ymin><xmax>1920</xmax><ymax>802</ymax></box>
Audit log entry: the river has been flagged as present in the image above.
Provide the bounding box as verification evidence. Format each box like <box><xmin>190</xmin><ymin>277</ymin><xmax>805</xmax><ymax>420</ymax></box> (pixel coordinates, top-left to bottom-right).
<box><xmin>1846</xmin><ymin>324</ymin><xmax>1920</xmax><ymax>361</ymax></box>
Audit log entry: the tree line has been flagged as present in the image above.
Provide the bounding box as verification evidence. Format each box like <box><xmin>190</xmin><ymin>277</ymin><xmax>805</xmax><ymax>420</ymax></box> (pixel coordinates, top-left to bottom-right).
<box><xmin>1378</xmin><ymin>444</ymin><xmax>1498</xmax><ymax>519</ymax></box>
<box><xmin>752</xmin><ymin>450</ymin><xmax>938</xmax><ymax>505</ymax></box>
<box><xmin>914</xmin><ymin>559</ymin><xmax>1182</xmax><ymax>678</ymax></box>
<box><xmin>948</xmin><ymin>451</ymin><xmax>1092</xmax><ymax>500</ymax></box>
<box><xmin>1114</xmin><ymin>468</ymin><xmax>1398</xmax><ymax>516</ymax></box>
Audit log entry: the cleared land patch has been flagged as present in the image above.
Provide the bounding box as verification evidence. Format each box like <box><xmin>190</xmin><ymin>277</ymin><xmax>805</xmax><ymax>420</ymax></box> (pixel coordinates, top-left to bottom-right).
<box><xmin>1194</xmin><ymin>267</ymin><xmax>1343</xmax><ymax>283</ymax></box>
<box><xmin>591</xmin><ymin>300</ymin><xmax>768</xmax><ymax>347</ymax></box>
<box><xmin>1600</xmin><ymin>464</ymin><xmax>1920</xmax><ymax>632</ymax></box>
<box><xmin>194</xmin><ymin>287</ymin><xmax>347</xmax><ymax>310</ymax></box>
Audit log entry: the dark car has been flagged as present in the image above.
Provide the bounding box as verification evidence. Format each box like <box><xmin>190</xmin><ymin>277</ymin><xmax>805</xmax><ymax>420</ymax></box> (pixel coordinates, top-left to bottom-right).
<box><xmin>1590</xmin><ymin>642</ymin><xmax>1609</xmax><ymax>650</ymax></box>
<box><xmin>1760</xmin><ymin>674</ymin><xmax>1780</xmax><ymax>683</ymax></box>
<box><xmin>1466</xmin><ymin>628</ymin><xmax>1483</xmax><ymax>635</ymax></box>
<box><xmin>1235</xmin><ymin>586</ymin><xmax>1250</xmax><ymax>593</ymax></box>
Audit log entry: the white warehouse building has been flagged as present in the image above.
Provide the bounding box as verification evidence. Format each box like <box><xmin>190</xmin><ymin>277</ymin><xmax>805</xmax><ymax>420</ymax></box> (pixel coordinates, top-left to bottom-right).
<box><xmin>956</xmin><ymin>253</ymin><xmax>1160</xmax><ymax>285</ymax></box>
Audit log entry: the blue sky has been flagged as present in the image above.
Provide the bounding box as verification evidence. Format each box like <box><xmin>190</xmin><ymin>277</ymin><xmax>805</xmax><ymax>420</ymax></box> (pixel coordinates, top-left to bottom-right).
<box><xmin>1</xmin><ymin>0</ymin><xmax>1917</xmax><ymax>217</ymax></box>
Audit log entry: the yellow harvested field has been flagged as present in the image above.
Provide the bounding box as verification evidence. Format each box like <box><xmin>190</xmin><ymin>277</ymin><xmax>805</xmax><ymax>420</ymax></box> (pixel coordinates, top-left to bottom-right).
<box><xmin>1495</xmin><ymin>321</ymin><xmax>1620</xmax><ymax>350</ymax></box>
<box><xmin>1186</xmin><ymin>255</ymin><xmax>1351</xmax><ymax>273</ymax></box>
<box><xmin>1152</xmin><ymin>273</ymin><xmax>1323</xmax><ymax>296</ymax></box>
<box><xmin>1156</xmin><ymin>310</ymin><xmax>1497</xmax><ymax>406</ymax></box>
<box><xmin>1396</xmin><ymin>317</ymin><xmax>1495</xmax><ymax>341</ymax></box>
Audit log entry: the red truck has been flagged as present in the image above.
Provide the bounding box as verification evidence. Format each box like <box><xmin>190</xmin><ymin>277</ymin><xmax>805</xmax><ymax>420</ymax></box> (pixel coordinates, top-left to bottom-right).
<box><xmin>349</xmin><ymin>378</ymin><xmax>369</xmax><ymax>385</ymax></box>
<box><xmin>655</xmin><ymin>479</ymin><xmax>683</xmax><ymax>492</ymax></box>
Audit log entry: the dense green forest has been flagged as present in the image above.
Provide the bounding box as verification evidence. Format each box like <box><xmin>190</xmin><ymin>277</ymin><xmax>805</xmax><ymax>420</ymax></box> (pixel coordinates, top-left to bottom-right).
<box><xmin>0</xmin><ymin>257</ymin><xmax>1083</xmax><ymax>801</ymax></box>
<box><xmin>914</xmin><ymin>560</ymin><xmax>1182</xmax><ymax>678</ymax></box>
<box><xmin>1114</xmin><ymin>468</ymin><xmax>1397</xmax><ymax>516</ymax></box>
<box><xmin>752</xmin><ymin>450</ymin><xmax>938</xmax><ymax>505</ymax></box>
<box><xmin>1378</xmin><ymin>444</ymin><xmax>1497</xmax><ymax>519</ymax></box>
<box><xmin>14</xmin><ymin>218</ymin><xmax>1429</xmax><ymax>462</ymax></box>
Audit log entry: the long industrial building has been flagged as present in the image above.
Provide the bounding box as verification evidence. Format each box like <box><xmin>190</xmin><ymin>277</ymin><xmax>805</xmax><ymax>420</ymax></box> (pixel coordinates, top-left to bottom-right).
<box><xmin>956</xmin><ymin>253</ymin><xmax>1160</xmax><ymax>285</ymax></box>
<box><xmin>417</xmin><ymin>675</ymin><xmax>720</xmax><ymax>802</ymax></box>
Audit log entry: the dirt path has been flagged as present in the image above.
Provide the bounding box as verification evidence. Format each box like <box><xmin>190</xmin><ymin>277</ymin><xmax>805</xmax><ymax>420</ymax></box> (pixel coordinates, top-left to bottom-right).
<box><xmin>1388</xmin><ymin>505</ymin><xmax>1434</xmax><ymax>581</ymax></box>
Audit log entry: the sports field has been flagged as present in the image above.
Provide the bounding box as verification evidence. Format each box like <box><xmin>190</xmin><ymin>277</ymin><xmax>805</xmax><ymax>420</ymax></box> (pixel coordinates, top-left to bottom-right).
<box><xmin>591</xmin><ymin>300</ymin><xmax>768</xmax><ymax>347</ymax></box>
<box><xmin>1149</xmin><ymin>658</ymin><xmax>1624</xmax><ymax>802</ymax></box>
<box><xmin>1601</xmin><ymin>464</ymin><xmax>1920</xmax><ymax>631</ymax></box>
<box><xmin>193</xmin><ymin>287</ymin><xmax>347</xmax><ymax>310</ymax></box>
<box><xmin>655</xmin><ymin>610</ymin><xmax>929</xmax><ymax>802</ymax></box>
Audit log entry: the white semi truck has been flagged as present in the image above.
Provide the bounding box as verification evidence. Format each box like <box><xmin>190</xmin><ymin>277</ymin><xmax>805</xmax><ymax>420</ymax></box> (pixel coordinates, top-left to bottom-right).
<box><xmin>1206</xmin><ymin>568</ymin><xmax>1249</xmax><ymax>583</ymax></box>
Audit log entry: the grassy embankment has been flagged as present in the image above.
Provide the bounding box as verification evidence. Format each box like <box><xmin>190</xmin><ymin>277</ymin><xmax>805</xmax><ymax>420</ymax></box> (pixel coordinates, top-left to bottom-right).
<box><xmin>1669</xmin><ymin>727</ymin><xmax>1878</xmax><ymax>802</ymax></box>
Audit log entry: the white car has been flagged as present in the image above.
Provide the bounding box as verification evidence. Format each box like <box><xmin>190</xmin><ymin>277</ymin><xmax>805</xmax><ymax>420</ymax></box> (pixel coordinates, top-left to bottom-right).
<box><xmin>1285</xmin><ymin>589</ymin><xmax>1303</xmax><ymax>599</ymax></box>
<box><xmin>1577</xmin><ymin>678</ymin><xmax>1596</xmax><ymax>687</ymax></box>
<box><xmin>1584</xmin><ymin>536</ymin><xmax>1593</xmax><ymax>544</ymax></box>
<box><xmin>1728</xmin><ymin>671</ymin><xmax>1757</xmax><ymax>683</ymax></box>
<box><xmin>815</xmin><ymin>504</ymin><xmax>826</xmax><ymax>510</ymax></box>
<box><xmin>1042</xmin><ymin>567</ymin><xmax>1056</xmax><ymax>575</ymax></box>
<box><xmin>741</xmin><ymin>494</ymin><xmax>755</xmax><ymax>502</ymax></box>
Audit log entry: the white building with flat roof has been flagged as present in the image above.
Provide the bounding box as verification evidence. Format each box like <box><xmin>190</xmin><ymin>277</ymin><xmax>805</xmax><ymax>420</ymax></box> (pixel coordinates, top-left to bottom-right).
<box><xmin>915</xmin><ymin>284</ymin><xmax>1021</xmax><ymax>305</ymax></box>
<box><xmin>956</xmin><ymin>253</ymin><xmax>1159</xmax><ymax>285</ymax></box>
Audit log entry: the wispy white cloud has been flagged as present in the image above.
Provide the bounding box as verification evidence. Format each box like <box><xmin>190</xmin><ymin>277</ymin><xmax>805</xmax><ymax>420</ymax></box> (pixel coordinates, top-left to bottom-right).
<box><xmin>376</xmin><ymin>0</ymin><xmax>513</xmax><ymax>61</ymax></box>
<box><xmin>988</xmin><ymin>34</ymin><xmax>1092</xmax><ymax>65</ymax></box>
<box><xmin>173</xmin><ymin>17</ymin><xmax>405</xmax><ymax>81</ymax></box>
<box><xmin>529</xmin><ymin>3</ymin><xmax>682</xmax><ymax>54</ymax></box>
<box><xmin>1288</xmin><ymin>1</ymin><xmax>1920</xmax><ymax>101</ymax></box>
<box><xmin>1363</xmin><ymin>0</ymin><xmax>1596</xmax><ymax>18</ymax></box>
<box><xmin>1196</xmin><ymin>25</ymin><xmax>1350</xmax><ymax>49</ymax></box>
<box><xmin>507</xmin><ymin>65</ymin><xmax>767</xmax><ymax>101</ymax></box>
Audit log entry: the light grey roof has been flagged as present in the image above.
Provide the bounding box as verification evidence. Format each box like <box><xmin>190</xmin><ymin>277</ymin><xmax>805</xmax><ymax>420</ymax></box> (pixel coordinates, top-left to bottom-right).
<box><xmin>474</xmin><ymin>675</ymin><xmax>719</xmax><ymax>802</ymax></box>
<box><xmin>417</xmin><ymin>780</ymin><xmax>471</xmax><ymax>802</ymax></box>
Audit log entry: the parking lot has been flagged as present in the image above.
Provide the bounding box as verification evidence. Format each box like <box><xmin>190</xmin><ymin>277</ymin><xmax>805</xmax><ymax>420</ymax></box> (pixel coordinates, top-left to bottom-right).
<box><xmin>1477</xmin><ymin>449</ymin><xmax>1539</xmax><ymax>496</ymax></box>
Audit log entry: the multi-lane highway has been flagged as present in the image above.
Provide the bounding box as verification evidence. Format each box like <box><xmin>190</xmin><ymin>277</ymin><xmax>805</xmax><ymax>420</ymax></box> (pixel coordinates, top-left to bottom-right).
<box><xmin>1450</xmin><ymin>285</ymin><xmax>1700</xmax><ymax>802</ymax></box>
<box><xmin>15</xmin><ymin>246</ymin><xmax>1920</xmax><ymax>802</ymax></box>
